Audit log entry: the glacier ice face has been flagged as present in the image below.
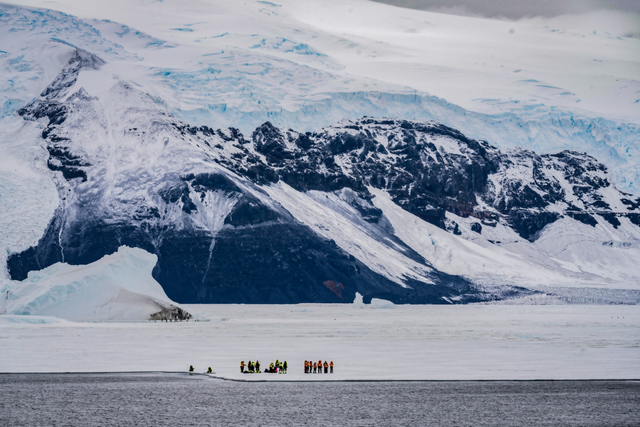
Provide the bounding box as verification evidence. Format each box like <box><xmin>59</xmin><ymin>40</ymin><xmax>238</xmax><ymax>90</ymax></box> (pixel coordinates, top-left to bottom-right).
<box><xmin>0</xmin><ymin>246</ymin><xmax>190</xmax><ymax>321</ymax></box>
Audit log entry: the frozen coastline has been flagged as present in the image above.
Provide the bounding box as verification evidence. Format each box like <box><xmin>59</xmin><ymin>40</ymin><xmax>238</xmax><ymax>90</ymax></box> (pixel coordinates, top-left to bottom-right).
<box><xmin>1</xmin><ymin>304</ymin><xmax>638</xmax><ymax>380</ymax></box>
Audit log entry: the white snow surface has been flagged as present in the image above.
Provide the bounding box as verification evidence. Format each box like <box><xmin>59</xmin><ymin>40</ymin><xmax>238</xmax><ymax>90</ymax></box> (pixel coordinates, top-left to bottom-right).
<box><xmin>369</xmin><ymin>188</ymin><xmax>640</xmax><ymax>290</ymax></box>
<box><xmin>0</xmin><ymin>303</ymin><xmax>638</xmax><ymax>380</ymax></box>
<box><xmin>0</xmin><ymin>246</ymin><xmax>184</xmax><ymax>321</ymax></box>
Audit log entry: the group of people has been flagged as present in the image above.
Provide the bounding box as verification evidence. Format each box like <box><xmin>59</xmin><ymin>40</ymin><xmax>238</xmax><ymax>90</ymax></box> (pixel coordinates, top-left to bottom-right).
<box><xmin>305</xmin><ymin>360</ymin><xmax>333</xmax><ymax>374</ymax></box>
<box><xmin>190</xmin><ymin>360</ymin><xmax>334</xmax><ymax>375</ymax></box>
<box><xmin>240</xmin><ymin>360</ymin><xmax>288</xmax><ymax>374</ymax></box>
<box><xmin>188</xmin><ymin>365</ymin><xmax>213</xmax><ymax>374</ymax></box>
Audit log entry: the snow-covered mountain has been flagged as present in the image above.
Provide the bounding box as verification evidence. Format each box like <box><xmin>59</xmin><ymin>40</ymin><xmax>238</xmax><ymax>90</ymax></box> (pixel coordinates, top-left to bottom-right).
<box><xmin>3</xmin><ymin>42</ymin><xmax>639</xmax><ymax>304</ymax></box>
<box><xmin>1</xmin><ymin>1</ymin><xmax>639</xmax><ymax>304</ymax></box>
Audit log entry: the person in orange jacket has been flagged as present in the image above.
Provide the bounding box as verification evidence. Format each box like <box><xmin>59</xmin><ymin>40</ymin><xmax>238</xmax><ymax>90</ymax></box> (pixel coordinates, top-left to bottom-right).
<box><xmin>240</xmin><ymin>361</ymin><xmax>245</xmax><ymax>373</ymax></box>
<box><xmin>318</xmin><ymin>360</ymin><xmax>322</xmax><ymax>374</ymax></box>
<box><xmin>313</xmin><ymin>362</ymin><xmax>317</xmax><ymax>373</ymax></box>
<box><xmin>304</xmin><ymin>360</ymin><xmax>308</xmax><ymax>373</ymax></box>
<box><xmin>330</xmin><ymin>361</ymin><xmax>334</xmax><ymax>374</ymax></box>
<box><xmin>323</xmin><ymin>361</ymin><xmax>329</xmax><ymax>374</ymax></box>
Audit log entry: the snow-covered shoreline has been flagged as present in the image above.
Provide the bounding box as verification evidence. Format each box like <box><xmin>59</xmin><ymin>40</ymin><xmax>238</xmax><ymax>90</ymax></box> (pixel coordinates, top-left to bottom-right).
<box><xmin>2</xmin><ymin>304</ymin><xmax>638</xmax><ymax>380</ymax></box>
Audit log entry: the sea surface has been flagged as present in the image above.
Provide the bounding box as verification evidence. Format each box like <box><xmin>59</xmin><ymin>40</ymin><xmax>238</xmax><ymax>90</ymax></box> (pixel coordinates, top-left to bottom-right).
<box><xmin>0</xmin><ymin>373</ymin><xmax>638</xmax><ymax>426</ymax></box>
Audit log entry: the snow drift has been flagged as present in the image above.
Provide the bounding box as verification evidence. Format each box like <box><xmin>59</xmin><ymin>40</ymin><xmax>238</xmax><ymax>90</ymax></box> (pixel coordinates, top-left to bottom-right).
<box><xmin>0</xmin><ymin>246</ymin><xmax>191</xmax><ymax>322</ymax></box>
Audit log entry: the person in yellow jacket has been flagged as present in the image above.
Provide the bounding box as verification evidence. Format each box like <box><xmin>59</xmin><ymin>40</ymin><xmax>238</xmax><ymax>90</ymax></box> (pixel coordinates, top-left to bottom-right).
<box><xmin>323</xmin><ymin>361</ymin><xmax>329</xmax><ymax>374</ymax></box>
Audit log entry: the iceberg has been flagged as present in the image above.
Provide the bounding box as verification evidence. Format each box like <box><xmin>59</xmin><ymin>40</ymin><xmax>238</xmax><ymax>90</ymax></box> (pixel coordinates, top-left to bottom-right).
<box><xmin>370</xmin><ymin>298</ymin><xmax>395</xmax><ymax>309</ymax></box>
<box><xmin>0</xmin><ymin>246</ymin><xmax>191</xmax><ymax>322</ymax></box>
<box><xmin>352</xmin><ymin>292</ymin><xmax>365</xmax><ymax>308</ymax></box>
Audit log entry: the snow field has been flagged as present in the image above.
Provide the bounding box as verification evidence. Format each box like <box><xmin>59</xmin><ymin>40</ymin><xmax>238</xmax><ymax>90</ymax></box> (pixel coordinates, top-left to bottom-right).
<box><xmin>0</xmin><ymin>304</ymin><xmax>638</xmax><ymax>380</ymax></box>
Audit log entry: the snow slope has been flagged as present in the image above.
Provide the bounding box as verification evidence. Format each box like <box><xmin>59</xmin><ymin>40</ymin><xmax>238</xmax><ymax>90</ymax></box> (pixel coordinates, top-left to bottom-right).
<box><xmin>0</xmin><ymin>246</ymin><xmax>190</xmax><ymax>321</ymax></box>
<box><xmin>371</xmin><ymin>187</ymin><xmax>640</xmax><ymax>291</ymax></box>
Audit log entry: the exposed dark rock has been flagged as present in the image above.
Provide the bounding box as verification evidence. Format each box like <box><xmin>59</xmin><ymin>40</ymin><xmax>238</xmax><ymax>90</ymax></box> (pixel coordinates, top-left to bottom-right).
<box><xmin>567</xmin><ymin>212</ymin><xmax>598</xmax><ymax>227</ymax></box>
<box><xmin>224</xmin><ymin>196</ymin><xmax>281</xmax><ymax>226</ymax></box>
<box><xmin>600</xmin><ymin>213</ymin><xmax>621</xmax><ymax>228</ymax></box>
<box><xmin>508</xmin><ymin>210</ymin><xmax>561</xmax><ymax>241</ymax></box>
<box><xmin>149</xmin><ymin>305</ymin><xmax>192</xmax><ymax>322</ymax></box>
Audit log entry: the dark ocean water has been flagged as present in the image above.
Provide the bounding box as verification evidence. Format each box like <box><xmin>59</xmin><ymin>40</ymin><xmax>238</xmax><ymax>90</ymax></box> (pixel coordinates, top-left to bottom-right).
<box><xmin>0</xmin><ymin>373</ymin><xmax>638</xmax><ymax>426</ymax></box>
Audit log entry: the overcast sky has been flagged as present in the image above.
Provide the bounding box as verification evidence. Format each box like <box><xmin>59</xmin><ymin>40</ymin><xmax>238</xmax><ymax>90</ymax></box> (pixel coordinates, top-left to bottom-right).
<box><xmin>370</xmin><ymin>0</ymin><xmax>640</xmax><ymax>19</ymax></box>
